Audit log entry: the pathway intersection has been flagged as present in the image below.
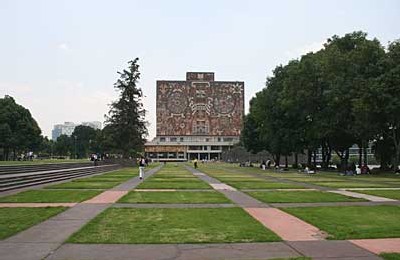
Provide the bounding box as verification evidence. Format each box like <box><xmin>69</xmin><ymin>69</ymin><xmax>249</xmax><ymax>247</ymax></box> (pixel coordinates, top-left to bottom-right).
<box><xmin>0</xmin><ymin>163</ymin><xmax>399</xmax><ymax>259</ymax></box>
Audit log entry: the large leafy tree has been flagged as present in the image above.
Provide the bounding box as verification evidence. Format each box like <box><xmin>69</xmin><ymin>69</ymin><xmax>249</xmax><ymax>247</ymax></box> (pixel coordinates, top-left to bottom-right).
<box><xmin>374</xmin><ymin>40</ymin><xmax>400</xmax><ymax>171</ymax></box>
<box><xmin>241</xmin><ymin>31</ymin><xmax>394</xmax><ymax>171</ymax></box>
<box><xmin>105</xmin><ymin>58</ymin><xmax>147</xmax><ymax>158</ymax></box>
<box><xmin>71</xmin><ymin>125</ymin><xmax>98</xmax><ymax>159</ymax></box>
<box><xmin>0</xmin><ymin>95</ymin><xmax>42</xmax><ymax>160</ymax></box>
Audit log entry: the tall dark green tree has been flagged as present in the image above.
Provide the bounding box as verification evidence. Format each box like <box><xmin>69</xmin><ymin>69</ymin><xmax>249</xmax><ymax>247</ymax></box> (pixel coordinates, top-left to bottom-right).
<box><xmin>0</xmin><ymin>95</ymin><xmax>42</xmax><ymax>160</ymax></box>
<box><xmin>71</xmin><ymin>125</ymin><xmax>98</xmax><ymax>159</ymax></box>
<box><xmin>374</xmin><ymin>40</ymin><xmax>400</xmax><ymax>171</ymax></box>
<box><xmin>106</xmin><ymin>58</ymin><xmax>147</xmax><ymax>157</ymax></box>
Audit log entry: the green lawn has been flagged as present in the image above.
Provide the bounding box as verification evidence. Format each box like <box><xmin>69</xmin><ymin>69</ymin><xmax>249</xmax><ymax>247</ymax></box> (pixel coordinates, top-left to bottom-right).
<box><xmin>68</xmin><ymin>207</ymin><xmax>281</xmax><ymax>243</ymax></box>
<box><xmin>118</xmin><ymin>191</ymin><xmax>231</xmax><ymax>204</ymax></box>
<box><xmin>45</xmin><ymin>181</ymin><xmax>120</xmax><ymax>189</ymax></box>
<box><xmin>227</xmin><ymin>181</ymin><xmax>307</xmax><ymax>190</ymax></box>
<box><xmin>73</xmin><ymin>176</ymin><xmax>130</xmax><ymax>182</ymax></box>
<box><xmin>312</xmin><ymin>182</ymin><xmax>390</xmax><ymax>188</ymax></box>
<box><xmin>0</xmin><ymin>190</ymin><xmax>102</xmax><ymax>203</ymax></box>
<box><xmin>283</xmin><ymin>205</ymin><xmax>400</xmax><ymax>240</ymax></box>
<box><xmin>381</xmin><ymin>253</ymin><xmax>400</xmax><ymax>260</ymax></box>
<box><xmin>137</xmin><ymin>181</ymin><xmax>211</xmax><ymax>189</ymax></box>
<box><xmin>246</xmin><ymin>190</ymin><xmax>366</xmax><ymax>203</ymax></box>
<box><xmin>215</xmin><ymin>177</ymin><xmax>267</xmax><ymax>182</ymax></box>
<box><xmin>0</xmin><ymin>207</ymin><xmax>66</xmax><ymax>239</ymax></box>
<box><xmin>146</xmin><ymin>177</ymin><xmax>199</xmax><ymax>182</ymax></box>
<box><xmin>355</xmin><ymin>190</ymin><xmax>400</xmax><ymax>200</ymax></box>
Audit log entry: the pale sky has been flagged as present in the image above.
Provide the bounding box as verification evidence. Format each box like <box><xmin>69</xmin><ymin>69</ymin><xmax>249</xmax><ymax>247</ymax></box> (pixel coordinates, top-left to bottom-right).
<box><xmin>1</xmin><ymin>0</ymin><xmax>399</xmax><ymax>139</ymax></box>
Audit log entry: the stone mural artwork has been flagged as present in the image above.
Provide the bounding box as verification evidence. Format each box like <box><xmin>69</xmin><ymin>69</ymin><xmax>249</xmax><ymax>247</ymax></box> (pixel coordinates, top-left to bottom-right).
<box><xmin>156</xmin><ymin>73</ymin><xmax>244</xmax><ymax>136</ymax></box>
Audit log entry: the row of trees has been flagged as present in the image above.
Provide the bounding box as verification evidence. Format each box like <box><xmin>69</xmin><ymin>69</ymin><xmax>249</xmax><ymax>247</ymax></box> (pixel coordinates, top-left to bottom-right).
<box><xmin>241</xmin><ymin>31</ymin><xmax>400</xmax><ymax>171</ymax></box>
<box><xmin>0</xmin><ymin>58</ymin><xmax>147</xmax><ymax>160</ymax></box>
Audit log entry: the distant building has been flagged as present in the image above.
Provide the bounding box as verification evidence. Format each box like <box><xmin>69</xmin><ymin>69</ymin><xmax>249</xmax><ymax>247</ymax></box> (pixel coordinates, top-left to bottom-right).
<box><xmin>145</xmin><ymin>72</ymin><xmax>244</xmax><ymax>161</ymax></box>
<box><xmin>52</xmin><ymin>122</ymin><xmax>76</xmax><ymax>140</ymax></box>
<box><xmin>52</xmin><ymin>121</ymin><xmax>102</xmax><ymax>140</ymax></box>
<box><xmin>81</xmin><ymin>121</ymin><xmax>102</xmax><ymax>130</ymax></box>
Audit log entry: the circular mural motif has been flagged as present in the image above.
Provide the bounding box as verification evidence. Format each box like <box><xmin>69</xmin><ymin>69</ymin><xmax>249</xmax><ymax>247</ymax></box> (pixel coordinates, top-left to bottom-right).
<box><xmin>167</xmin><ymin>91</ymin><xmax>188</xmax><ymax>114</ymax></box>
<box><xmin>213</xmin><ymin>94</ymin><xmax>235</xmax><ymax>114</ymax></box>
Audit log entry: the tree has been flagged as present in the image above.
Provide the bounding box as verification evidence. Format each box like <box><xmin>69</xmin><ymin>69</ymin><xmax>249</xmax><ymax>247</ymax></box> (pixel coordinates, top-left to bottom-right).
<box><xmin>71</xmin><ymin>125</ymin><xmax>98</xmax><ymax>159</ymax></box>
<box><xmin>374</xmin><ymin>40</ymin><xmax>400</xmax><ymax>171</ymax></box>
<box><xmin>0</xmin><ymin>95</ymin><xmax>42</xmax><ymax>160</ymax></box>
<box><xmin>105</xmin><ymin>58</ymin><xmax>147</xmax><ymax>158</ymax></box>
<box><xmin>54</xmin><ymin>135</ymin><xmax>73</xmax><ymax>157</ymax></box>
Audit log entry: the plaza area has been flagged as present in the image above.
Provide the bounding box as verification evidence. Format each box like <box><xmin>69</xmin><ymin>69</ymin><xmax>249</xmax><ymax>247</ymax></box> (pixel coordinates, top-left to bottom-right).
<box><xmin>1</xmin><ymin>163</ymin><xmax>400</xmax><ymax>260</ymax></box>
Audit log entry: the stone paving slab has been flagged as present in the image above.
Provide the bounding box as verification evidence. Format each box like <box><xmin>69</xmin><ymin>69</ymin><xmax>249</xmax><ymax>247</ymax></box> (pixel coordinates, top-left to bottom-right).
<box><xmin>218</xmin><ymin>190</ymin><xmax>268</xmax><ymax>207</ymax></box>
<box><xmin>209</xmin><ymin>183</ymin><xmax>237</xmax><ymax>191</ymax></box>
<box><xmin>0</xmin><ymin>202</ymin><xmax>77</xmax><ymax>207</ymax></box>
<box><xmin>45</xmin><ymin>244</ymin><xmax>179</xmax><ymax>260</ymax></box>
<box><xmin>245</xmin><ymin>208</ymin><xmax>327</xmax><ymax>241</ymax></box>
<box><xmin>51</xmin><ymin>204</ymin><xmax>109</xmax><ymax>220</ymax></box>
<box><xmin>350</xmin><ymin>238</ymin><xmax>400</xmax><ymax>254</ymax></box>
<box><xmin>329</xmin><ymin>190</ymin><xmax>397</xmax><ymax>202</ymax></box>
<box><xmin>45</xmin><ymin>242</ymin><xmax>301</xmax><ymax>260</ymax></box>
<box><xmin>82</xmin><ymin>190</ymin><xmax>128</xmax><ymax>204</ymax></box>
<box><xmin>0</xmin><ymin>242</ymin><xmax>60</xmax><ymax>260</ymax></box>
<box><xmin>112</xmin><ymin>203</ymin><xmax>236</xmax><ymax>208</ymax></box>
<box><xmin>111</xmin><ymin>165</ymin><xmax>162</xmax><ymax>191</ymax></box>
<box><xmin>271</xmin><ymin>201</ymin><xmax>400</xmax><ymax>208</ymax></box>
<box><xmin>287</xmin><ymin>241</ymin><xmax>381</xmax><ymax>259</ymax></box>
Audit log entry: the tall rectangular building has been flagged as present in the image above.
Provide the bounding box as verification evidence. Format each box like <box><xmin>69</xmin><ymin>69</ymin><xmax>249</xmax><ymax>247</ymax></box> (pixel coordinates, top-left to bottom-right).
<box><xmin>145</xmin><ymin>72</ymin><xmax>244</xmax><ymax>161</ymax></box>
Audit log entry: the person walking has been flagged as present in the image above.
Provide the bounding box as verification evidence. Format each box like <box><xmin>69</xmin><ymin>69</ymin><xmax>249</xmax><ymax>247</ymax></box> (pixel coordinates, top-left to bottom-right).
<box><xmin>139</xmin><ymin>157</ymin><xmax>146</xmax><ymax>180</ymax></box>
<box><xmin>193</xmin><ymin>158</ymin><xmax>198</xmax><ymax>169</ymax></box>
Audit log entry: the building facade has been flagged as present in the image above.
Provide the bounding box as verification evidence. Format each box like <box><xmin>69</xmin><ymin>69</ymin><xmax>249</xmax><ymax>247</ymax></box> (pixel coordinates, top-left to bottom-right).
<box><xmin>52</xmin><ymin>121</ymin><xmax>102</xmax><ymax>140</ymax></box>
<box><xmin>145</xmin><ymin>72</ymin><xmax>244</xmax><ymax>161</ymax></box>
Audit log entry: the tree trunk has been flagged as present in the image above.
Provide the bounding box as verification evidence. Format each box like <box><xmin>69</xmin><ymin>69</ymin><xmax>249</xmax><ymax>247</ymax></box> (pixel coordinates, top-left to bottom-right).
<box><xmin>285</xmin><ymin>156</ymin><xmax>288</xmax><ymax>168</ymax></box>
<box><xmin>294</xmin><ymin>153</ymin><xmax>298</xmax><ymax>167</ymax></box>
<box><xmin>358</xmin><ymin>142</ymin><xmax>363</xmax><ymax>168</ymax></box>
<box><xmin>275</xmin><ymin>154</ymin><xmax>281</xmax><ymax>167</ymax></box>
<box><xmin>327</xmin><ymin>146</ymin><xmax>332</xmax><ymax>167</ymax></box>
<box><xmin>321</xmin><ymin>145</ymin><xmax>327</xmax><ymax>169</ymax></box>
<box><xmin>307</xmin><ymin>150</ymin><xmax>312</xmax><ymax>167</ymax></box>
<box><xmin>363</xmin><ymin>141</ymin><xmax>368</xmax><ymax>166</ymax></box>
<box><xmin>313</xmin><ymin>150</ymin><xmax>317</xmax><ymax>168</ymax></box>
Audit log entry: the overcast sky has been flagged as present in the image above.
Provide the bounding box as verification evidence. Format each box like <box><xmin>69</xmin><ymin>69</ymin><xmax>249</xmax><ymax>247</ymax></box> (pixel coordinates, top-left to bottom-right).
<box><xmin>1</xmin><ymin>0</ymin><xmax>399</xmax><ymax>139</ymax></box>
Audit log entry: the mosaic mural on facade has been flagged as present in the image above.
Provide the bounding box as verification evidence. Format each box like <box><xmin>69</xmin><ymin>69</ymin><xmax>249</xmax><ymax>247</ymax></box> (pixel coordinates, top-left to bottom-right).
<box><xmin>156</xmin><ymin>79</ymin><xmax>244</xmax><ymax>136</ymax></box>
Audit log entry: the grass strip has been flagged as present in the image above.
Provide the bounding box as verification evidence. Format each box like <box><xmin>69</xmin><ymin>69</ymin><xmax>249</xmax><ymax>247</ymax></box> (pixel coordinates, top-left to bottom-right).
<box><xmin>0</xmin><ymin>207</ymin><xmax>66</xmax><ymax>239</ymax></box>
<box><xmin>0</xmin><ymin>190</ymin><xmax>102</xmax><ymax>203</ymax></box>
<box><xmin>118</xmin><ymin>191</ymin><xmax>231</xmax><ymax>204</ymax></box>
<box><xmin>246</xmin><ymin>190</ymin><xmax>366</xmax><ymax>203</ymax></box>
<box><xmin>283</xmin><ymin>205</ymin><xmax>400</xmax><ymax>240</ymax></box>
<box><xmin>68</xmin><ymin>207</ymin><xmax>281</xmax><ymax>243</ymax></box>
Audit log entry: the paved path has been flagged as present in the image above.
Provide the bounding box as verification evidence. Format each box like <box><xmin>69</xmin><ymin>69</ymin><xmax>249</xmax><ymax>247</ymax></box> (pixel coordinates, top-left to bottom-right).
<box><xmin>185</xmin><ymin>166</ymin><xmax>327</xmax><ymax>241</ymax></box>
<box><xmin>0</xmin><ymin>165</ymin><xmax>162</xmax><ymax>260</ymax></box>
<box><xmin>212</xmin><ymin>165</ymin><xmax>399</xmax><ymax>202</ymax></box>
<box><xmin>1</xmin><ymin>164</ymin><xmax>400</xmax><ymax>260</ymax></box>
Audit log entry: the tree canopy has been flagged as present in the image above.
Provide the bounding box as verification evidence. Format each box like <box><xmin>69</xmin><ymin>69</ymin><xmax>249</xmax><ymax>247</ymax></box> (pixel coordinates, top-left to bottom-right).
<box><xmin>242</xmin><ymin>32</ymin><xmax>400</xmax><ymax>171</ymax></box>
<box><xmin>0</xmin><ymin>95</ymin><xmax>42</xmax><ymax>160</ymax></box>
<box><xmin>105</xmin><ymin>58</ymin><xmax>148</xmax><ymax>158</ymax></box>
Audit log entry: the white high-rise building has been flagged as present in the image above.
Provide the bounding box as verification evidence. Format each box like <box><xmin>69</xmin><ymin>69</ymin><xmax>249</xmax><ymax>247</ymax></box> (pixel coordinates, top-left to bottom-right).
<box><xmin>51</xmin><ymin>122</ymin><xmax>76</xmax><ymax>140</ymax></box>
<box><xmin>52</xmin><ymin>121</ymin><xmax>103</xmax><ymax>140</ymax></box>
<box><xmin>81</xmin><ymin>121</ymin><xmax>102</xmax><ymax>130</ymax></box>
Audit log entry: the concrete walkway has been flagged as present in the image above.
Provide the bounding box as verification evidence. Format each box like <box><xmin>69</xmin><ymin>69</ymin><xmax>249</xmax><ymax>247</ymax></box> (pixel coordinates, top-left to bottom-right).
<box><xmin>0</xmin><ymin>165</ymin><xmax>162</xmax><ymax>260</ymax></box>
<box><xmin>213</xmin><ymin>165</ymin><xmax>399</xmax><ymax>203</ymax></box>
<box><xmin>185</xmin><ymin>165</ymin><xmax>327</xmax><ymax>241</ymax></box>
<box><xmin>1</xmin><ymin>164</ymin><xmax>399</xmax><ymax>260</ymax></box>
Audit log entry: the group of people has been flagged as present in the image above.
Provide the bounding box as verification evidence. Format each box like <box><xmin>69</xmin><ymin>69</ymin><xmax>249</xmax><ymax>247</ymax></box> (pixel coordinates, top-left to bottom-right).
<box><xmin>18</xmin><ymin>151</ymin><xmax>34</xmax><ymax>161</ymax></box>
